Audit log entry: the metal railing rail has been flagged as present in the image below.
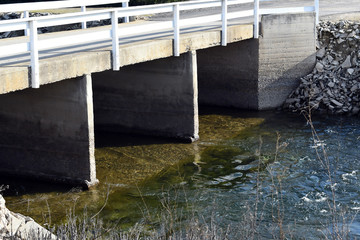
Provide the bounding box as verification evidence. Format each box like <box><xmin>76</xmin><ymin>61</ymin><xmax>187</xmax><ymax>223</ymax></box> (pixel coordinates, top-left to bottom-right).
<box><xmin>0</xmin><ymin>0</ymin><xmax>319</xmax><ymax>88</ymax></box>
<box><xmin>0</xmin><ymin>0</ymin><xmax>130</xmax><ymax>32</ymax></box>
<box><xmin>0</xmin><ymin>0</ymin><xmax>128</xmax><ymax>13</ymax></box>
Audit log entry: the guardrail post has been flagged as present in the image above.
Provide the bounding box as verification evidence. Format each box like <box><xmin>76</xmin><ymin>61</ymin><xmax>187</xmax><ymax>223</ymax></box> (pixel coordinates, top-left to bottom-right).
<box><xmin>122</xmin><ymin>2</ymin><xmax>129</xmax><ymax>23</ymax></box>
<box><xmin>254</xmin><ymin>0</ymin><xmax>259</xmax><ymax>39</ymax></box>
<box><xmin>23</xmin><ymin>11</ymin><xmax>30</xmax><ymax>36</ymax></box>
<box><xmin>81</xmin><ymin>6</ymin><xmax>87</xmax><ymax>29</ymax></box>
<box><xmin>173</xmin><ymin>3</ymin><xmax>180</xmax><ymax>57</ymax></box>
<box><xmin>112</xmin><ymin>10</ymin><xmax>120</xmax><ymax>71</ymax></box>
<box><xmin>314</xmin><ymin>0</ymin><xmax>319</xmax><ymax>25</ymax></box>
<box><xmin>29</xmin><ymin>20</ymin><xmax>39</xmax><ymax>88</ymax></box>
<box><xmin>221</xmin><ymin>0</ymin><xmax>227</xmax><ymax>46</ymax></box>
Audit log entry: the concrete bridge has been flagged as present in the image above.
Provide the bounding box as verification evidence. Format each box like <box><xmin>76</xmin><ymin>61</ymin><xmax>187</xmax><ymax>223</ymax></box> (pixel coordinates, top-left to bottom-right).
<box><xmin>0</xmin><ymin>0</ymin><xmax>319</xmax><ymax>187</ymax></box>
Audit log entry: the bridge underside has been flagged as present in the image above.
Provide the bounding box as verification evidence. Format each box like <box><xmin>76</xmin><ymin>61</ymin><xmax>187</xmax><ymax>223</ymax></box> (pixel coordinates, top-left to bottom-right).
<box><xmin>92</xmin><ymin>51</ymin><xmax>199</xmax><ymax>142</ymax></box>
<box><xmin>0</xmin><ymin>13</ymin><xmax>316</xmax><ymax>186</ymax></box>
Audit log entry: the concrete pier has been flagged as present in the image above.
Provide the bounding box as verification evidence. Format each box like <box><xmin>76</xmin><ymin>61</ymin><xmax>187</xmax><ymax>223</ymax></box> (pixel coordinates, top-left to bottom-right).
<box><xmin>0</xmin><ymin>75</ymin><xmax>97</xmax><ymax>187</ymax></box>
<box><xmin>92</xmin><ymin>51</ymin><xmax>199</xmax><ymax>142</ymax></box>
<box><xmin>198</xmin><ymin>13</ymin><xmax>316</xmax><ymax>110</ymax></box>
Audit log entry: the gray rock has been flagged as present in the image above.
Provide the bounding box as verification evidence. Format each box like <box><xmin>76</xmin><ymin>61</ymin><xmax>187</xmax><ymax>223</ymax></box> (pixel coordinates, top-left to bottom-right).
<box><xmin>337</xmin><ymin>38</ymin><xmax>346</xmax><ymax>44</ymax></box>
<box><xmin>328</xmin><ymin>82</ymin><xmax>335</xmax><ymax>88</ymax></box>
<box><xmin>331</xmin><ymin>99</ymin><xmax>343</xmax><ymax>107</ymax></box>
<box><xmin>341</xmin><ymin>55</ymin><xmax>352</xmax><ymax>68</ymax></box>
<box><xmin>316</xmin><ymin>48</ymin><xmax>326</xmax><ymax>59</ymax></box>
<box><xmin>327</xmin><ymin>55</ymin><xmax>334</xmax><ymax>62</ymax></box>
<box><xmin>332</xmin><ymin>60</ymin><xmax>340</xmax><ymax>66</ymax></box>
<box><xmin>347</xmin><ymin>68</ymin><xmax>355</xmax><ymax>75</ymax></box>
<box><xmin>316</xmin><ymin>62</ymin><xmax>325</xmax><ymax>72</ymax></box>
<box><xmin>351</xmin><ymin>85</ymin><xmax>358</xmax><ymax>92</ymax></box>
<box><xmin>348</xmin><ymin>31</ymin><xmax>356</xmax><ymax>38</ymax></box>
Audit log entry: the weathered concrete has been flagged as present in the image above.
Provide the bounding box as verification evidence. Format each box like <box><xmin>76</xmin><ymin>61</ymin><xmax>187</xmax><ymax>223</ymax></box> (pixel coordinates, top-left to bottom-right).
<box><xmin>0</xmin><ymin>75</ymin><xmax>97</xmax><ymax>187</ymax></box>
<box><xmin>198</xmin><ymin>13</ymin><xmax>316</xmax><ymax>109</ymax></box>
<box><xmin>92</xmin><ymin>51</ymin><xmax>199</xmax><ymax>141</ymax></box>
<box><xmin>258</xmin><ymin>13</ymin><xmax>316</xmax><ymax>109</ymax></box>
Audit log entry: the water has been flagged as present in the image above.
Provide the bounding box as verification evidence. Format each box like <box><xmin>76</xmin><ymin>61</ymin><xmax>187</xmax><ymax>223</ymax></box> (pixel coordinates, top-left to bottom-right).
<box><xmin>1</xmin><ymin>108</ymin><xmax>360</xmax><ymax>239</ymax></box>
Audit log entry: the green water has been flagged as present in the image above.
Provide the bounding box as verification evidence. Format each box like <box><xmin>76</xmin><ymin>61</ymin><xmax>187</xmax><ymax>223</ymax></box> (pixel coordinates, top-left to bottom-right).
<box><xmin>1</xmin><ymin>107</ymin><xmax>263</xmax><ymax>228</ymax></box>
<box><xmin>2</xmin><ymin>108</ymin><xmax>360</xmax><ymax>239</ymax></box>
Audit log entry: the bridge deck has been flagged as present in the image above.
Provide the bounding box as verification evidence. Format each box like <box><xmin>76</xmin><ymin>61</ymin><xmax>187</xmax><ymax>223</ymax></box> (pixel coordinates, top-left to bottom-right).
<box><xmin>0</xmin><ymin>20</ymin><xmax>253</xmax><ymax>95</ymax></box>
<box><xmin>0</xmin><ymin>0</ymin><xmax>359</xmax><ymax>95</ymax></box>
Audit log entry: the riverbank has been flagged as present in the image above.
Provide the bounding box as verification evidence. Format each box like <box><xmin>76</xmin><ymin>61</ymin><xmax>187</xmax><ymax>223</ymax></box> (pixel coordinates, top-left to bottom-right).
<box><xmin>0</xmin><ymin>194</ymin><xmax>55</xmax><ymax>239</ymax></box>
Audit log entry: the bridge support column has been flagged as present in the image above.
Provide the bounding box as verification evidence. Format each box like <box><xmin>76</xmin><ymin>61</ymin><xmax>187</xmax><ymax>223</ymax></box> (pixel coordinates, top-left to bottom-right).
<box><xmin>198</xmin><ymin>13</ymin><xmax>316</xmax><ymax>110</ymax></box>
<box><xmin>92</xmin><ymin>51</ymin><xmax>199</xmax><ymax>142</ymax></box>
<box><xmin>0</xmin><ymin>75</ymin><xmax>97</xmax><ymax>187</ymax></box>
<box><xmin>198</xmin><ymin>39</ymin><xmax>260</xmax><ymax>109</ymax></box>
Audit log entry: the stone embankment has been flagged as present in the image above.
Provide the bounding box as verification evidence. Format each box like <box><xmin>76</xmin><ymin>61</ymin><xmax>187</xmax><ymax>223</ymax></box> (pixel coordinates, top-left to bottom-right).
<box><xmin>0</xmin><ymin>194</ymin><xmax>56</xmax><ymax>239</ymax></box>
<box><xmin>284</xmin><ymin>20</ymin><xmax>360</xmax><ymax>115</ymax></box>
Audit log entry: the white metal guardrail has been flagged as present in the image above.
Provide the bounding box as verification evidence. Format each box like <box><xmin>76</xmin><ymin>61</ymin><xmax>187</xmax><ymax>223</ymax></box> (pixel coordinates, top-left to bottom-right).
<box><xmin>0</xmin><ymin>0</ymin><xmax>319</xmax><ymax>88</ymax></box>
<box><xmin>0</xmin><ymin>0</ymin><xmax>130</xmax><ymax>30</ymax></box>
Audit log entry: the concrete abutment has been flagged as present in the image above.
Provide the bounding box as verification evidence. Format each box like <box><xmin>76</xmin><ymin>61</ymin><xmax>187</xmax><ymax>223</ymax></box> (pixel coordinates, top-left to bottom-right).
<box><xmin>92</xmin><ymin>51</ymin><xmax>199</xmax><ymax>142</ymax></box>
<box><xmin>0</xmin><ymin>75</ymin><xmax>97</xmax><ymax>187</ymax></box>
<box><xmin>198</xmin><ymin>13</ymin><xmax>316</xmax><ymax>110</ymax></box>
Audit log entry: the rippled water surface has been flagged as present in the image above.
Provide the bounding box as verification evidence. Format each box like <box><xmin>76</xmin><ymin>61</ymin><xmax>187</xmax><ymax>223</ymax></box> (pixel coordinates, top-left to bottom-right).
<box><xmin>2</xmin><ymin>109</ymin><xmax>360</xmax><ymax>239</ymax></box>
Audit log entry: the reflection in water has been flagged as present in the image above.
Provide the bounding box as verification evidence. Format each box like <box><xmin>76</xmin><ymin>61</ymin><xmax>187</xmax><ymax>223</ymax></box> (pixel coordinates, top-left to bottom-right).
<box><xmin>1</xmin><ymin>108</ymin><xmax>360</xmax><ymax>238</ymax></box>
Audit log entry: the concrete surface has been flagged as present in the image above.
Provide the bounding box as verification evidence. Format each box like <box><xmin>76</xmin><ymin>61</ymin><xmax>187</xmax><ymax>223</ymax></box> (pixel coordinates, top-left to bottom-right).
<box><xmin>92</xmin><ymin>51</ymin><xmax>199</xmax><ymax>141</ymax></box>
<box><xmin>198</xmin><ymin>39</ymin><xmax>260</xmax><ymax>108</ymax></box>
<box><xmin>198</xmin><ymin>12</ymin><xmax>316</xmax><ymax>109</ymax></box>
<box><xmin>258</xmin><ymin>12</ymin><xmax>316</xmax><ymax>109</ymax></box>
<box><xmin>0</xmin><ymin>75</ymin><xmax>97</xmax><ymax>187</ymax></box>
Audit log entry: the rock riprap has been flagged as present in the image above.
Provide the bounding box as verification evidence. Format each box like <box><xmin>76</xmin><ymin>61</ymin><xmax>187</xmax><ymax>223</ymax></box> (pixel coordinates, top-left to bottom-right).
<box><xmin>284</xmin><ymin>20</ymin><xmax>360</xmax><ymax>115</ymax></box>
<box><xmin>0</xmin><ymin>194</ymin><xmax>55</xmax><ymax>239</ymax></box>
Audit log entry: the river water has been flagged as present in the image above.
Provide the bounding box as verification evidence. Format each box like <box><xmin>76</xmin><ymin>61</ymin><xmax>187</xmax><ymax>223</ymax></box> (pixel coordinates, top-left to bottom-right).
<box><xmin>1</xmin><ymin>108</ymin><xmax>360</xmax><ymax>239</ymax></box>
